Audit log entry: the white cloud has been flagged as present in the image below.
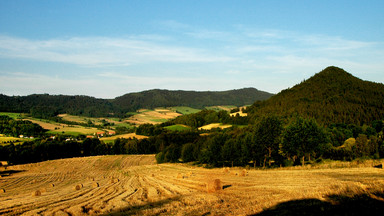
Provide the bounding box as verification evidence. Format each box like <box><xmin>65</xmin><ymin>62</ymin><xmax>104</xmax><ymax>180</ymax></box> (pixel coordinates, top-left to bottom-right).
<box><xmin>0</xmin><ymin>35</ymin><xmax>233</xmax><ymax>67</ymax></box>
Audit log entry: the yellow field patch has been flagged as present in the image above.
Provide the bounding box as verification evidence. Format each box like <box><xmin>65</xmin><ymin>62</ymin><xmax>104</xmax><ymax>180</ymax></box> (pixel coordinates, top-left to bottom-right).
<box><xmin>23</xmin><ymin>119</ymin><xmax>65</xmax><ymax>130</ymax></box>
<box><xmin>229</xmin><ymin>111</ymin><xmax>247</xmax><ymax>117</ymax></box>
<box><xmin>100</xmin><ymin>133</ymin><xmax>148</xmax><ymax>142</ymax></box>
<box><xmin>50</xmin><ymin>125</ymin><xmax>104</xmax><ymax>135</ymax></box>
<box><xmin>0</xmin><ymin>137</ymin><xmax>30</xmax><ymax>145</ymax></box>
<box><xmin>199</xmin><ymin>123</ymin><xmax>232</xmax><ymax>130</ymax></box>
<box><xmin>126</xmin><ymin>108</ymin><xmax>181</xmax><ymax>125</ymax></box>
<box><xmin>58</xmin><ymin>114</ymin><xmax>121</xmax><ymax>126</ymax></box>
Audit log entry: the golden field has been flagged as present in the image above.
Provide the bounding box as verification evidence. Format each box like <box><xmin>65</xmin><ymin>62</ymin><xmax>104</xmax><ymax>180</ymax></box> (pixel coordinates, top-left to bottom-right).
<box><xmin>1</xmin><ymin>156</ymin><xmax>384</xmax><ymax>215</ymax></box>
<box><xmin>127</xmin><ymin>109</ymin><xmax>181</xmax><ymax>125</ymax></box>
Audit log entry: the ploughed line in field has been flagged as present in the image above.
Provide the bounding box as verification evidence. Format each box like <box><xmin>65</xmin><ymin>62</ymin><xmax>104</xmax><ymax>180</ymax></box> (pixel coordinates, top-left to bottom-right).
<box><xmin>0</xmin><ymin>175</ymin><xmax>135</xmax><ymax>215</ymax></box>
<box><xmin>151</xmin><ymin>171</ymin><xmax>205</xmax><ymax>193</ymax></box>
<box><xmin>139</xmin><ymin>175</ymin><xmax>175</xmax><ymax>198</ymax></box>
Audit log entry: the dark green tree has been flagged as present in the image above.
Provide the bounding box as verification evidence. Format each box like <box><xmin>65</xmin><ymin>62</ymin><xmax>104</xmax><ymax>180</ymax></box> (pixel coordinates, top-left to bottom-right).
<box><xmin>181</xmin><ymin>143</ymin><xmax>197</xmax><ymax>162</ymax></box>
<box><xmin>254</xmin><ymin>116</ymin><xmax>283</xmax><ymax>167</ymax></box>
<box><xmin>281</xmin><ymin>117</ymin><xmax>327</xmax><ymax>166</ymax></box>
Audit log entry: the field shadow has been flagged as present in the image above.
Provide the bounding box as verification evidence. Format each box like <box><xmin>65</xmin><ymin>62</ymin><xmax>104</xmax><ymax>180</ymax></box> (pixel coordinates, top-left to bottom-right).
<box><xmin>101</xmin><ymin>195</ymin><xmax>182</xmax><ymax>215</ymax></box>
<box><xmin>251</xmin><ymin>191</ymin><xmax>384</xmax><ymax>216</ymax></box>
<box><xmin>223</xmin><ymin>184</ymin><xmax>232</xmax><ymax>189</ymax></box>
<box><xmin>0</xmin><ymin>169</ymin><xmax>24</xmax><ymax>177</ymax></box>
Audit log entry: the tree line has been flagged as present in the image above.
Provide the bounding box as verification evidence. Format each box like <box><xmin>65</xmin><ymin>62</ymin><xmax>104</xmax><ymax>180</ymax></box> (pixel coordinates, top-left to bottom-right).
<box><xmin>156</xmin><ymin>115</ymin><xmax>384</xmax><ymax>167</ymax></box>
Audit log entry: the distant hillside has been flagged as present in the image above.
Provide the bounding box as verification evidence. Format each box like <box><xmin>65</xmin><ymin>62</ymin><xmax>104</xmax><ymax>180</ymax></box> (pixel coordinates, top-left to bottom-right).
<box><xmin>113</xmin><ymin>88</ymin><xmax>273</xmax><ymax>111</ymax></box>
<box><xmin>0</xmin><ymin>94</ymin><xmax>120</xmax><ymax>118</ymax></box>
<box><xmin>0</xmin><ymin>88</ymin><xmax>273</xmax><ymax>118</ymax></box>
<box><xmin>247</xmin><ymin>66</ymin><xmax>384</xmax><ymax>125</ymax></box>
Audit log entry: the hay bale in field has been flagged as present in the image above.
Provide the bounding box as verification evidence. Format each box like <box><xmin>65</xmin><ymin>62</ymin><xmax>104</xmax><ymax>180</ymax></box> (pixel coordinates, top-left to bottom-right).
<box><xmin>74</xmin><ymin>184</ymin><xmax>83</xmax><ymax>191</ymax></box>
<box><xmin>151</xmin><ymin>173</ymin><xmax>155</xmax><ymax>177</ymax></box>
<box><xmin>223</xmin><ymin>167</ymin><xmax>230</xmax><ymax>174</ymax></box>
<box><xmin>187</xmin><ymin>171</ymin><xmax>193</xmax><ymax>177</ymax></box>
<box><xmin>32</xmin><ymin>190</ymin><xmax>42</xmax><ymax>196</ymax></box>
<box><xmin>177</xmin><ymin>173</ymin><xmax>183</xmax><ymax>179</ymax></box>
<box><xmin>92</xmin><ymin>182</ymin><xmax>99</xmax><ymax>188</ymax></box>
<box><xmin>49</xmin><ymin>183</ymin><xmax>55</xmax><ymax>187</ymax></box>
<box><xmin>239</xmin><ymin>169</ymin><xmax>247</xmax><ymax>177</ymax></box>
<box><xmin>110</xmin><ymin>178</ymin><xmax>119</xmax><ymax>183</ymax></box>
<box><xmin>206</xmin><ymin>179</ymin><xmax>222</xmax><ymax>193</ymax></box>
<box><xmin>0</xmin><ymin>188</ymin><xmax>5</xmax><ymax>193</ymax></box>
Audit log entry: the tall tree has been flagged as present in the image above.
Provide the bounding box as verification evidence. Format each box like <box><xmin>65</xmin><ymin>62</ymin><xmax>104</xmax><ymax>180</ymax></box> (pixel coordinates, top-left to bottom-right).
<box><xmin>254</xmin><ymin>116</ymin><xmax>283</xmax><ymax>167</ymax></box>
<box><xmin>281</xmin><ymin>117</ymin><xmax>327</xmax><ymax>166</ymax></box>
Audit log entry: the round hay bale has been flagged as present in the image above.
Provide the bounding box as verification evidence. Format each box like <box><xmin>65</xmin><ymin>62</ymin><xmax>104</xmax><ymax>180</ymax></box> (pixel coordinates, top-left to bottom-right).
<box><xmin>223</xmin><ymin>167</ymin><xmax>230</xmax><ymax>173</ymax></box>
<box><xmin>0</xmin><ymin>188</ymin><xmax>5</xmax><ymax>193</ymax></box>
<box><xmin>92</xmin><ymin>182</ymin><xmax>99</xmax><ymax>188</ymax></box>
<box><xmin>110</xmin><ymin>178</ymin><xmax>119</xmax><ymax>183</ymax></box>
<box><xmin>239</xmin><ymin>169</ymin><xmax>247</xmax><ymax>177</ymax></box>
<box><xmin>49</xmin><ymin>183</ymin><xmax>55</xmax><ymax>187</ymax></box>
<box><xmin>177</xmin><ymin>173</ymin><xmax>183</xmax><ymax>179</ymax></box>
<box><xmin>187</xmin><ymin>171</ymin><xmax>193</xmax><ymax>177</ymax></box>
<box><xmin>206</xmin><ymin>179</ymin><xmax>222</xmax><ymax>193</ymax></box>
<box><xmin>151</xmin><ymin>174</ymin><xmax>155</xmax><ymax>177</ymax></box>
<box><xmin>74</xmin><ymin>184</ymin><xmax>83</xmax><ymax>191</ymax></box>
<box><xmin>32</xmin><ymin>190</ymin><xmax>42</xmax><ymax>196</ymax></box>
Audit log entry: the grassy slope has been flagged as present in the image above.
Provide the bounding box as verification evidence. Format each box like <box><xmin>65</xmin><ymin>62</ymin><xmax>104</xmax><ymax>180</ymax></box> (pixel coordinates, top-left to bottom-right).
<box><xmin>0</xmin><ymin>112</ymin><xmax>24</xmax><ymax>119</ymax></box>
<box><xmin>168</xmin><ymin>106</ymin><xmax>201</xmax><ymax>115</ymax></box>
<box><xmin>165</xmin><ymin>124</ymin><xmax>191</xmax><ymax>131</ymax></box>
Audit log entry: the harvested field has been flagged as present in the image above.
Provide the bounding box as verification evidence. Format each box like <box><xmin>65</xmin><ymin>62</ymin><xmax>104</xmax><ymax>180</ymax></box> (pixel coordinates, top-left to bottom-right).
<box><xmin>127</xmin><ymin>109</ymin><xmax>181</xmax><ymax>125</ymax></box>
<box><xmin>100</xmin><ymin>133</ymin><xmax>148</xmax><ymax>142</ymax></box>
<box><xmin>199</xmin><ymin>123</ymin><xmax>232</xmax><ymax>130</ymax></box>
<box><xmin>1</xmin><ymin>156</ymin><xmax>384</xmax><ymax>215</ymax></box>
<box><xmin>58</xmin><ymin>114</ymin><xmax>123</xmax><ymax>126</ymax></box>
<box><xmin>23</xmin><ymin>118</ymin><xmax>65</xmax><ymax>131</ymax></box>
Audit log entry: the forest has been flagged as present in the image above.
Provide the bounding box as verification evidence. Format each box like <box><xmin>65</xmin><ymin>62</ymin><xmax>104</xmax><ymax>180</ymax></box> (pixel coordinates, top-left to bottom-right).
<box><xmin>247</xmin><ymin>67</ymin><xmax>384</xmax><ymax>125</ymax></box>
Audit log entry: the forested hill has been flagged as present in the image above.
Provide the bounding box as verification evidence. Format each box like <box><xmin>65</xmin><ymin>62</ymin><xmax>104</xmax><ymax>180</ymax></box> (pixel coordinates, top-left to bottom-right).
<box><xmin>0</xmin><ymin>88</ymin><xmax>273</xmax><ymax>118</ymax></box>
<box><xmin>113</xmin><ymin>88</ymin><xmax>273</xmax><ymax>110</ymax></box>
<box><xmin>0</xmin><ymin>94</ymin><xmax>120</xmax><ymax>117</ymax></box>
<box><xmin>247</xmin><ymin>66</ymin><xmax>384</xmax><ymax>126</ymax></box>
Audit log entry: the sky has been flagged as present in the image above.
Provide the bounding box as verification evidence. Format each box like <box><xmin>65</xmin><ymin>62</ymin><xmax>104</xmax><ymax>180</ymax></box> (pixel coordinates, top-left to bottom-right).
<box><xmin>0</xmin><ymin>1</ymin><xmax>383</xmax><ymax>99</ymax></box>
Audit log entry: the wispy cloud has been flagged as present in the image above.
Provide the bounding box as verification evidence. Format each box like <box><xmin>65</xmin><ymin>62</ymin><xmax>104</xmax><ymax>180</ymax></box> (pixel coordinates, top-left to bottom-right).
<box><xmin>0</xmin><ymin>35</ymin><xmax>233</xmax><ymax>67</ymax></box>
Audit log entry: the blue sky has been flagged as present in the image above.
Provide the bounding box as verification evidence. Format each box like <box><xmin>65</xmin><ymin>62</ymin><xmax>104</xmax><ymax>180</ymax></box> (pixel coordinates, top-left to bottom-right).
<box><xmin>0</xmin><ymin>1</ymin><xmax>383</xmax><ymax>98</ymax></box>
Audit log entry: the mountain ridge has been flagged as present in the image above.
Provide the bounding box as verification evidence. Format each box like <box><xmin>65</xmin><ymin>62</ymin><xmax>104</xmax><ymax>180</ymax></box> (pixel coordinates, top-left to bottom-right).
<box><xmin>0</xmin><ymin>87</ymin><xmax>273</xmax><ymax>118</ymax></box>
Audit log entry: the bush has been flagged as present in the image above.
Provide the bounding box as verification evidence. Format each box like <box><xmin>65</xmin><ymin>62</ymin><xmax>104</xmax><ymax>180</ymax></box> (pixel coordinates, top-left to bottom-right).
<box><xmin>181</xmin><ymin>143</ymin><xmax>196</xmax><ymax>162</ymax></box>
<box><xmin>155</xmin><ymin>152</ymin><xmax>165</xmax><ymax>164</ymax></box>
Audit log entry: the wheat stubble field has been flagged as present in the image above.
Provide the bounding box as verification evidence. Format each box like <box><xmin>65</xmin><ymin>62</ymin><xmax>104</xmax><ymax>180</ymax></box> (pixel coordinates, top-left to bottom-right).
<box><xmin>1</xmin><ymin>155</ymin><xmax>384</xmax><ymax>216</ymax></box>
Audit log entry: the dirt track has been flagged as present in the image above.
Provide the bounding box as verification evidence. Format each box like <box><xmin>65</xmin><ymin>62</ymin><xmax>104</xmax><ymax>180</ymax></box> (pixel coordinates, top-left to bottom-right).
<box><xmin>1</xmin><ymin>155</ymin><xmax>384</xmax><ymax>215</ymax></box>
